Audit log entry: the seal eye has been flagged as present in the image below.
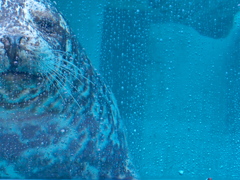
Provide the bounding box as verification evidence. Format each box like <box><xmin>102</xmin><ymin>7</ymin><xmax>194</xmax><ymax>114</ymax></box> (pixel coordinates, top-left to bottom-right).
<box><xmin>40</xmin><ymin>18</ymin><xmax>53</xmax><ymax>28</ymax></box>
<box><xmin>36</xmin><ymin>18</ymin><xmax>56</xmax><ymax>34</ymax></box>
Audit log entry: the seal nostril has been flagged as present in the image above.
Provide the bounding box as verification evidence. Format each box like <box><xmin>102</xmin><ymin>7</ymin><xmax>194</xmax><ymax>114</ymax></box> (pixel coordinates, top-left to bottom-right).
<box><xmin>3</xmin><ymin>35</ymin><xmax>24</xmax><ymax>46</ymax></box>
<box><xmin>1</xmin><ymin>35</ymin><xmax>25</xmax><ymax>62</ymax></box>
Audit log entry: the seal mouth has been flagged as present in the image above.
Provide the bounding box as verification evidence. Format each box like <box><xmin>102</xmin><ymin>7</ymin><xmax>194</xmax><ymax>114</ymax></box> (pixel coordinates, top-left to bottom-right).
<box><xmin>0</xmin><ymin>71</ymin><xmax>40</xmax><ymax>81</ymax></box>
<box><xmin>0</xmin><ymin>70</ymin><xmax>45</xmax><ymax>100</ymax></box>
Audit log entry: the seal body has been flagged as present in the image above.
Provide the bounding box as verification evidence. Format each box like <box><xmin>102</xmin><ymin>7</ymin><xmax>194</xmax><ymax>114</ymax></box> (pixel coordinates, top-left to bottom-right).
<box><xmin>0</xmin><ymin>0</ymin><xmax>136</xmax><ymax>179</ymax></box>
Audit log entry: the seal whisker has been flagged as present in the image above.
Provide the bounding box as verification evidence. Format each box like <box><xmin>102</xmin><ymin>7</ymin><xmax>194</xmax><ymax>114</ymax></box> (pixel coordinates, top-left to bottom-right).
<box><xmin>47</xmin><ymin>65</ymin><xmax>80</xmax><ymax>93</ymax></box>
<box><xmin>0</xmin><ymin>0</ymin><xmax>136</xmax><ymax>178</ymax></box>
<box><xmin>42</xmin><ymin>49</ymin><xmax>75</xmax><ymax>60</ymax></box>
<box><xmin>37</xmin><ymin>51</ymin><xmax>95</xmax><ymax>85</ymax></box>
<box><xmin>37</xmin><ymin>72</ymin><xmax>54</xmax><ymax>99</ymax></box>
<box><xmin>43</xmin><ymin>72</ymin><xmax>67</xmax><ymax>105</ymax></box>
<box><xmin>57</xmin><ymin>65</ymin><xmax>90</xmax><ymax>85</ymax></box>
<box><xmin>47</xmin><ymin>67</ymin><xmax>82</xmax><ymax>108</ymax></box>
<box><xmin>52</xmin><ymin>49</ymin><xmax>75</xmax><ymax>56</ymax></box>
<box><xmin>38</xmin><ymin>72</ymin><xmax>55</xmax><ymax>90</ymax></box>
<box><xmin>58</xmin><ymin>58</ymin><xmax>95</xmax><ymax>85</ymax></box>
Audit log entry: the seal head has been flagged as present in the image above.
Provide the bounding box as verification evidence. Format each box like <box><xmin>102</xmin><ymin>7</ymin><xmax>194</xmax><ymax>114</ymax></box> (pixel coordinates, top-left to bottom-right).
<box><xmin>0</xmin><ymin>0</ymin><xmax>137</xmax><ymax>179</ymax></box>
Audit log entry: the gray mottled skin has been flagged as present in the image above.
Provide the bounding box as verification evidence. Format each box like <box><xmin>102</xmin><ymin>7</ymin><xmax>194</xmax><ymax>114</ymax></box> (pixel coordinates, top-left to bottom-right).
<box><xmin>0</xmin><ymin>0</ymin><xmax>137</xmax><ymax>179</ymax></box>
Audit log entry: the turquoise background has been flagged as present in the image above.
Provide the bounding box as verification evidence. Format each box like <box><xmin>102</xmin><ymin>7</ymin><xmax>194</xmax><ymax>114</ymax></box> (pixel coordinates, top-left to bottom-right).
<box><xmin>54</xmin><ymin>0</ymin><xmax>105</xmax><ymax>67</ymax></box>
<box><xmin>54</xmin><ymin>0</ymin><xmax>240</xmax><ymax>179</ymax></box>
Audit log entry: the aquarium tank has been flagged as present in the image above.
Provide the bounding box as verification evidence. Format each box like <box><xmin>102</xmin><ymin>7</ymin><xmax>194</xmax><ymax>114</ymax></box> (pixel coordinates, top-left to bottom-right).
<box><xmin>52</xmin><ymin>0</ymin><xmax>240</xmax><ymax>179</ymax></box>
<box><xmin>1</xmin><ymin>0</ymin><xmax>240</xmax><ymax>179</ymax></box>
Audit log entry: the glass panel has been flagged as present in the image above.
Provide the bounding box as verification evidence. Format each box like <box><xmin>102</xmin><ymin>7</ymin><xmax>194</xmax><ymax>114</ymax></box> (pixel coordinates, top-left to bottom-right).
<box><xmin>1</xmin><ymin>0</ymin><xmax>239</xmax><ymax>179</ymax></box>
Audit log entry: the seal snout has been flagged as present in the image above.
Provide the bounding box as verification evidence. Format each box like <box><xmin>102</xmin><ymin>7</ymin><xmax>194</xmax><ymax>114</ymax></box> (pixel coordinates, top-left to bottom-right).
<box><xmin>1</xmin><ymin>35</ymin><xmax>25</xmax><ymax>65</ymax></box>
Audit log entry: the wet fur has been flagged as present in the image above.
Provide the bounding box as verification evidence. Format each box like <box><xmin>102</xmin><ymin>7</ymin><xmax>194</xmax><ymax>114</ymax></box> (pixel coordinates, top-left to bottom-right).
<box><xmin>0</xmin><ymin>0</ymin><xmax>136</xmax><ymax>179</ymax></box>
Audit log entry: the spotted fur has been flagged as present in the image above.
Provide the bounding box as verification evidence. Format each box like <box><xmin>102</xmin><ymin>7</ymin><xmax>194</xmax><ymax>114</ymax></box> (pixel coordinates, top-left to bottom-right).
<box><xmin>0</xmin><ymin>0</ymin><xmax>137</xmax><ymax>179</ymax></box>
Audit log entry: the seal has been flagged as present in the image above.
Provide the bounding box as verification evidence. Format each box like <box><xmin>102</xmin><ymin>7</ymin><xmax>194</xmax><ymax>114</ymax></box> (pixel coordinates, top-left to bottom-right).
<box><xmin>0</xmin><ymin>0</ymin><xmax>137</xmax><ymax>179</ymax></box>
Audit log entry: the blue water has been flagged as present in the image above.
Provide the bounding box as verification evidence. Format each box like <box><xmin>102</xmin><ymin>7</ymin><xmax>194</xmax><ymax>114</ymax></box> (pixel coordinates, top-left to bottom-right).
<box><xmin>56</xmin><ymin>0</ymin><xmax>240</xmax><ymax>179</ymax></box>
